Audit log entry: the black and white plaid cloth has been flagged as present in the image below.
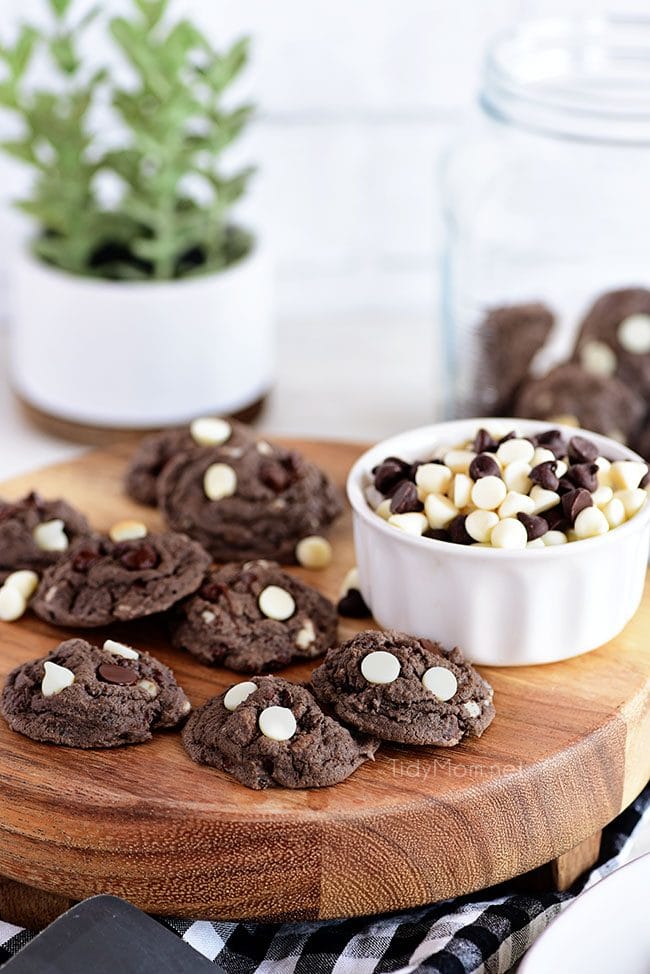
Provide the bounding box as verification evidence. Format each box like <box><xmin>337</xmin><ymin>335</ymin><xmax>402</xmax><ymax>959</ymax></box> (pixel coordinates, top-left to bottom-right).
<box><xmin>1</xmin><ymin>785</ymin><xmax>648</xmax><ymax>973</ymax></box>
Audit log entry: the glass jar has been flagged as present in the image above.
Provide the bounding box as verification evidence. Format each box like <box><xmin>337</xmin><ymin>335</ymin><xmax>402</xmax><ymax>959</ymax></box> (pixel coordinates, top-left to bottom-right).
<box><xmin>441</xmin><ymin>15</ymin><xmax>650</xmax><ymax>457</ymax></box>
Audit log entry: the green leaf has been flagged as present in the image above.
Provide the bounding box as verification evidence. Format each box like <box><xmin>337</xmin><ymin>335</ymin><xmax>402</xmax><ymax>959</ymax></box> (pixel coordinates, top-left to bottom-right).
<box><xmin>133</xmin><ymin>0</ymin><xmax>168</xmax><ymax>30</ymax></box>
<box><xmin>0</xmin><ymin>139</ymin><xmax>41</xmax><ymax>166</ymax></box>
<box><xmin>50</xmin><ymin>33</ymin><xmax>80</xmax><ymax>74</ymax></box>
<box><xmin>49</xmin><ymin>0</ymin><xmax>73</xmax><ymax>19</ymax></box>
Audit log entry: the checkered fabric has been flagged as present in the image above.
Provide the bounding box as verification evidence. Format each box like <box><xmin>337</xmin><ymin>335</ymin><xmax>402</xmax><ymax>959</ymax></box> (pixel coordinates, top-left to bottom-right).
<box><xmin>1</xmin><ymin>785</ymin><xmax>648</xmax><ymax>973</ymax></box>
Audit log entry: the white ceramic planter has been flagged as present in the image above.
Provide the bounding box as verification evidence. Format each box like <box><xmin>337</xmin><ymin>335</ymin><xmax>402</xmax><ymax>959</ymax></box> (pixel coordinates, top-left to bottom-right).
<box><xmin>10</xmin><ymin>247</ymin><xmax>274</xmax><ymax>428</ymax></box>
<box><xmin>348</xmin><ymin>418</ymin><xmax>650</xmax><ymax>666</ymax></box>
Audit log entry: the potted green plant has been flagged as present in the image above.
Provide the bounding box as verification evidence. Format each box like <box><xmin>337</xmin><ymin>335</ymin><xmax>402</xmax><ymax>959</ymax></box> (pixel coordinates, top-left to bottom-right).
<box><xmin>1</xmin><ymin>0</ymin><xmax>273</xmax><ymax>431</ymax></box>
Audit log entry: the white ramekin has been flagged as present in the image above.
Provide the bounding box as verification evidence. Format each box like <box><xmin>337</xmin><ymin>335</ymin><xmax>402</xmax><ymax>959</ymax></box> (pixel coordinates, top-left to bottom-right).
<box><xmin>347</xmin><ymin>418</ymin><xmax>650</xmax><ymax>666</ymax></box>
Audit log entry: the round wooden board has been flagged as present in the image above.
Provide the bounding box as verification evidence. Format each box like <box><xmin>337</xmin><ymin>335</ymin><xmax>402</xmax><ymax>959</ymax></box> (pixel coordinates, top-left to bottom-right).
<box><xmin>0</xmin><ymin>439</ymin><xmax>648</xmax><ymax>923</ymax></box>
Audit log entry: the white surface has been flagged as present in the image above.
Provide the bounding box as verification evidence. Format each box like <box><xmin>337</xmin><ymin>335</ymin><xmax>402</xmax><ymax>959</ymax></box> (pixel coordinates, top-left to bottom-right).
<box><xmin>348</xmin><ymin>419</ymin><xmax>650</xmax><ymax>666</ymax></box>
<box><xmin>520</xmin><ymin>853</ymin><xmax>650</xmax><ymax>974</ymax></box>
<box><xmin>11</xmin><ymin>249</ymin><xmax>274</xmax><ymax>426</ymax></box>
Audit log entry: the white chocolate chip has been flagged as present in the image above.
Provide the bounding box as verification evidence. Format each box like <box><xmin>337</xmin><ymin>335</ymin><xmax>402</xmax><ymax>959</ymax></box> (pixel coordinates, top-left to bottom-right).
<box><xmin>463</xmin><ymin>700</ymin><xmax>481</xmax><ymax>718</ymax></box>
<box><xmin>555</xmin><ymin>460</ymin><xmax>568</xmax><ymax>478</ymax></box>
<box><xmin>580</xmin><ymin>340</ymin><xmax>617</xmax><ymax>376</ymax></box>
<box><xmin>190</xmin><ymin>416</ymin><xmax>232</xmax><ymax>446</ymax></box>
<box><xmin>389</xmin><ymin>512</ymin><xmax>429</xmax><ymax>536</ymax></box>
<box><xmin>596</xmin><ymin>457</ymin><xmax>612</xmax><ymax>488</ymax></box>
<box><xmin>201</xmin><ymin>609</ymin><xmax>216</xmax><ymax>623</ymax></box>
<box><xmin>181</xmin><ymin>699</ymin><xmax>192</xmax><ymax>715</ymax></box>
<box><xmin>592</xmin><ymin>485</ymin><xmax>614</xmax><ymax>508</ymax></box>
<box><xmin>471</xmin><ymin>476</ymin><xmax>507</xmax><ymax>511</ymax></box>
<box><xmin>503</xmin><ymin>460</ymin><xmax>532</xmax><ymax>494</ymax></box>
<box><xmin>340</xmin><ymin>566</ymin><xmax>360</xmax><ymax>597</ymax></box>
<box><xmin>364</xmin><ymin>484</ymin><xmax>385</xmax><ymax>508</ymax></box>
<box><xmin>258</xmin><ymin>585</ymin><xmax>296</xmax><ymax>621</ymax></box>
<box><xmin>103</xmin><ymin>639</ymin><xmax>139</xmax><ymax>660</ymax></box>
<box><xmin>295</xmin><ymin>535</ymin><xmax>333</xmax><ymax>570</ymax></box>
<box><xmin>0</xmin><ymin>586</ymin><xmax>27</xmax><ymax>622</ymax></box>
<box><xmin>295</xmin><ymin>619</ymin><xmax>316</xmax><ymax>649</ymax></box>
<box><xmin>361</xmin><ymin>650</ymin><xmax>401</xmax><ymax>685</ymax></box>
<box><xmin>496</xmin><ymin>438</ymin><xmax>535</xmax><ymax>465</ymax></box>
<box><xmin>258</xmin><ymin>705</ymin><xmax>297</xmax><ymax>741</ymax></box>
<box><xmin>422</xmin><ymin>665</ymin><xmax>457</xmax><ymax>700</ymax></box>
<box><xmin>452</xmin><ymin>473</ymin><xmax>473</xmax><ymax>509</ymax></box>
<box><xmin>529</xmin><ymin>485</ymin><xmax>560</xmax><ymax>514</ymax></box>
<box><xmin>256</xmin><ymin>440</ymin><xmax>273</xmax><ymax>456</ymax></box>
<box><xmin>136</xmin><ymin>679</ymin><xmax>159</xmax><ymax>699</ymax></box>
<box><xmin>4</xmin><ymin>570</ymin><xmax>39</xmax><ymax>600</ymax></box>
<box><xmin>498</xmin><ymin>491</ymin><xmax>535</xmax><ymax>519</ymax></box>
<box><xmin>615</xmin><ymin>488</ymin><xmax>647</xmax><ymax>517</ymax></box>
<box><xmin>424</xmin><ymin>494</ymin><xmax>458</xmax><ymax>529</ymax></box>
<box><xmin>491</xmin><ymin>517</ymin><xmax>528</xmax><ymax>549</ymax></box>
<box><xmin>44</xmin><ymin>585</ymin><xmax>58</xmax><ymax>603</ymax></box>
<box><xmin>224</xmin><ymin>681</ymin><xmax>257</xmax><ymax>711</ymax></box>
<box><xmin>376</xmin><ymin>499</ymin><xmax>392</xmax><ymax>520</ymax></box>
<box><xmin>542</xmin><ymin>530</ymin><xmax>568</xmax><ymax>546</ymax></box>
<box><xmin>526</xmin><ymin>538</ymin><xmax>546</xmax><ymax>549</ymax></box>
<box><xmin>465</xmin><ymin>509</ymin><xmax>499</xmax><ymax>543</ymax></box>
<box><xmin>531</xmin><ymin>447</ymin><xmax>557</xmax><ymax>466</ymax></box>
<box><xmin>109</xmin><ymin>519</ymin><xmax>147</xmax><ymax>543</ymax></box>
<box><xmin>415</xmin><ymin>462</ymin><xmax>452</xmax><ymax>496</ymax></box>
<box><xmin>618</xmin><ymin>313</ymin><xmax>650</xmax><ymax>355</ymax></box>
<box><xmin>573</xmin><ymin>506</ymin><xmax>609</xmax><ymax>539</ymax></box>
<box><xmin>603</xmin><ymin>497</ymin><xmax>626</xmax><ymax>528</ymax></box>
<box><xmin>41</xmin><ymin>660</ymin><xmax>75</xmax><ymax>697</ymax></box>
<box><xmin>203</xmin><ymin>463</ymin><xmax>237</xmax><ymax>501</ymax></box>
<box><xmin>610</xmin><ymin>461</ymin><xmax>648</xmax><ymax>491</ymax></box>
<box><xmin>443</xmin><ymin>449</ymin><xmax>475</xmax><ymax>474</ymax></box>
<box><xmin>32</xmin><ymin>519</ymin><xmax>68</xmax><ymax>552</ymax></box>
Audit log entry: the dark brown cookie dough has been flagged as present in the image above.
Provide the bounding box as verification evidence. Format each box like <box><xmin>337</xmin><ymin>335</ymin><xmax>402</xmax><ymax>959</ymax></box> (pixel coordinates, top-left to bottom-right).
<box><xmin>310</xmin><ymin>630</ymin><xmax>495</xmax><ymax>746</ymax></box>
<box><xmin>1</xmin><ymin>638</ymin><xmax>190</xmax><ymax>748</ymax></box>
<box><xmin>0</xmin><ymin>492</ymin><xmax>92</xmax><ymax>583</ymax></box>
<box><xmin>480</xmin><ymin>302</ymin><xmax>555</xmax><ymax>412</ymax></box>
<box><xmin>158</xmin><ymin>440</ymin><xmax>342</xmax><ymax>563</ymax></box>
<box><xmin>574</xmin><ymin>287</ymin><xmax>650</xmax><ymax>397</ymax></box>
<box><xmin>124</xmin><ymin>419</ymin><xmax>255</xmax><ymax>506</ymax></box>
<box><xmin>514</xmin><ymin>362</ymin><xmax>645</xmax><ymax>444</ymax></box>
<box><xmin>32</xmin><ymin>531</ymin><xmax>210</xmax><ymax>628</ymax></box>
<box><xmin>182</xmin><ymin>675</ymin><xmax>378</xmax><ymax>789</ymax></box>
<box><xmin>171</xmin><ymin>560</ymin><xmax>337</xmax><ymax>672</ymax></box>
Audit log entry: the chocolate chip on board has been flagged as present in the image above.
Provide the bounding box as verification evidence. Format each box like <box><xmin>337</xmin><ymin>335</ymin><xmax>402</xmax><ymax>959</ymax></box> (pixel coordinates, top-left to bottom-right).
<box><xmin>337</xmin><ymin>588</ymin><xmax>372</xmax><ymax>618</ymax></box>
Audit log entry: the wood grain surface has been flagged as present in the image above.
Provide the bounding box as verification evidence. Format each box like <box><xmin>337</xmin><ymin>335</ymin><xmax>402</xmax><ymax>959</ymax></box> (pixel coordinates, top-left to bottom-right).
<box><xmin>0</xmin><ymin>439</ymin><xmax>648</xmax><ymax>923</ymax></box>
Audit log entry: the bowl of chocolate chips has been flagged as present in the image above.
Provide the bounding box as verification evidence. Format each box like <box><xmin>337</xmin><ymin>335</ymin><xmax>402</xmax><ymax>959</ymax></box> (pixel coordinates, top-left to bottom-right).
<box><xmin>347</xmin><ymin>419</ymin><xmax>650</xmax><ymax>665</ymax></box>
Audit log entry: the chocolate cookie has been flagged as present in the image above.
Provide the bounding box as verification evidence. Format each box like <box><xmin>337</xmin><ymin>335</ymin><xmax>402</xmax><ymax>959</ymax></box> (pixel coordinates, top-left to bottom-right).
<box><xmin>125</xmin><ymin>417</ymin><xmax>255</xmax><ymax>506</ymax></box>
<box><xmin>514</xmin><ymin>363</ymin><xmax>645</xmax><ymax>445</ymax></box>
<box><xmin>158</xmin><ymin>439</ymin><xmax>342</xmax><ymax>563</ymax></box>
<box><xmin>310</xmin><ymin>630</ymin><xmax>495</xmax><ymax>746</ymax></box>
<box><xmin>182</xmin><ymin>675</ymin><xmax>379</xmax><ymax>789</ymax></box>
<box><xmin>480</xmin><ymin>302</ymin><xmax>555</xmax><ymax>412</ymax></box>
<box><xmin>172</xmin><ymin>560</ymin><xmax>337</xmax><ymax>672</ymax></box>
<box><xmin>32</xmin><ymin>531</ymin><xmax>210</xmax><ymax>628</ymax></box>
<box><xmin>1</xmin><ymin>638</ymin><xmax>190</xmax><ymax>748</ymax></box>
<box><xmin>574</xmin><ymin>287</ymin><xmax>650</xmax><ymax>398</ymax></box>
<box><xmin>0</xmin><ymin>492</ymin><xmax>92</xmax><ymax>583</ymax></box>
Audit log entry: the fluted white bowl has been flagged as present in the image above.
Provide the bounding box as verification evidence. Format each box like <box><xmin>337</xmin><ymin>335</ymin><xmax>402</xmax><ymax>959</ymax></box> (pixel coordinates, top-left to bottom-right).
<box><xmin>347</xmin><ymin>418</ymin><xmax>650</xmax><ymax>666</ymax></box>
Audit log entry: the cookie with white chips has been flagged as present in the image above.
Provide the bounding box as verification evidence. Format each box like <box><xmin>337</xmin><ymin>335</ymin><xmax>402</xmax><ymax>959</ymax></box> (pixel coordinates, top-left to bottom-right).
<box><xmin>311</xmin><ymin>630</ymin><xmax>495</xmax><ymax>746</ymax></box>
<box><xmin>182</xmin><ymin>675</ymin><xmax>379</xmax><ymax>789</ymax></box>
<box><xmin>171</xmin><ymin>560</ymin><xmax>338</xmax><ymax>672</ymax></box>
<box><xmin>1</xmin><ymin>638</ymin><xmax>190</xmax><ymax>748</ymax></box>
<box><xmin>573</xmin><ymin>287</ymin><xmax>650</xmax><ymax>399</ymax></box>
<box><xmin>0</xmin><ymin>492</ymin><xmax>92</xmax><ymax>583</ymax></box>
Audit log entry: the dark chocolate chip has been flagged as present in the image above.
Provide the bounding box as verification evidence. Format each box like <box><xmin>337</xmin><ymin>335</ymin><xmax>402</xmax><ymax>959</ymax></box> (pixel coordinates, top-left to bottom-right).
<box><xmin>498</xmin><ymin>431</ymin><xmax>517</xmax><ymax>446</ymax></box>
<box><xmin>472</xmin><ymin>428</ymin><xmax>497</xmax><ymax>453</ymax></box>
<box><xmin>389</xmin><ymin>480</ymin><xmax>424</xmax><ymax>515</ymax></box>
<box><xmin>641</xmin><ymin>471</ymin><xmax>650</xmax><ymax>490</ymax></box>
<box><xmin>372</xmin><ymin>457</ymin><xmax>411</xmax><ymax>495</ymax></box>
<box><xmin>200</xmin><ymin>580</ymin><xmax>228</xmax><ymax>602</ymax></box>
<box><xmin>116</xmin><ymin>542</ymin><xmax>160</xmax><ymax>571</ymax></box>
<box><xmin>529</xmin><ymin>461</ymin><xmax>559</xmax><ymax>491</ymax></box>
<box><xmin>561</xmin><ymin>488</ymin><xmax>593</xmax><ymax>523</ymax></box>
<box><xmin>424</xmin><ymin>528</ymin><xmax>451</xmax><ymax>542</ymax></box>
<box><xmin>568</xmin><ymin>435</ymin><xmax>599</xmax><ymax>464</ymax></box>
<box><xmin>469</xmin><ymin>453</ymin><xmax>501</xmax><ymax>480</ymax></box>
<box><xmin>448</xmin><ymin>514</ymin><xmax>473</xmax><ymax>545</ymax></box>
<box><xmin>517</xmin><ymin>513</ymin><xmax>548</xmax><ymax>541</ymax></box>
<box><xmin>408</xmin><ymin>461</ymin><xmax>424</xmax><ymax>481</ymax></box>
<box><xmin>543</xmin><ymin>505</ymin><xmax>570</xmax><ymax>532</ymax></box>
<box><xmin>97</xmin><ymin>662</ymin><xmax>139</xmax><ymax>685</ymax></box>
<box><xmin>557</xmin><ymin>477</ymin><xmax>575</xmax><ymax>496</ymax></box>
<box><xmin>259</xmin><ymin>460</ymin><xmax>290</xmax><ymax>493</ymax></box>
<box><xmin>337</xmin><ymin>588</ymin><xmax>372</xmax><ymax>618</ymax></box>
<box><xmin>72</xmin><ymin>547</ymin><xmax>102</xmax><ymax>573</ymax></box>
<box><xmin>533</xmin><ymin>429</ymin><xmax>567</xmax><ymax>459</ymax></box>
<box><xmin>567</xmin><ymin>462</ymin><xmax>599</xmax><ymax>492</ymax></box>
